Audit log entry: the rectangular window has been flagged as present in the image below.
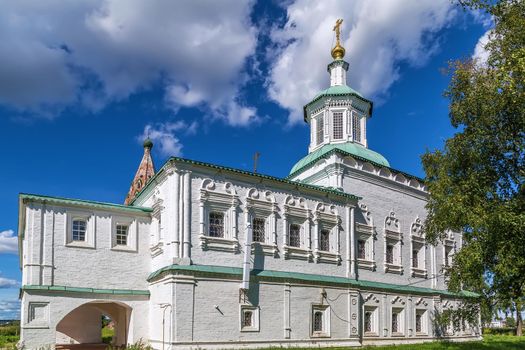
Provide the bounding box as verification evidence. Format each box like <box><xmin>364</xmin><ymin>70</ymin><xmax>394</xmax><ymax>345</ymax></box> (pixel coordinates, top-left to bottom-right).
<box><xmin>289</xmin><ymin>224</ymin><xmax>301</xmax><ymax>247</ymax></box>
<box><xmin>392</xmin><ymin>312</ymin><xmax>398</xmax><ymax>333</ymax></box>
<box><xmin>365</xmin><ymin>311</ymin><xmax>372</xmax><ymax>332</ymax></box>
<box><xmin>412</xmin><ymin>249</ymin><xmax>418</xmax><ymax>268</ymax></box>
<box><xmin>311</xmin><ymin>305</ymin><xmax>329</xmax><ymax>336</ymax></box>
<box><xmin>416</xmin><ymin>314</ymin><xmax>422</xmax><ymax>333</ymax></box>
<box><xmin>252</xmin><ymin>218</ymin><xmax>265</xmax><ymax>243</ymax></box>
<box><xmin>316</xmin><ymin>116</ymin><xmax>324</xmax><ymax>145</ymax></box>
<box><xmin>358</xmin><ymin>239</ymin><xmax>366</xmax><ymax>259</ymax></box>
<box><xmin>72</xmin><ymin>219</ymin><xmax>87</xmax><ymax>241</ymax></box>
<box><xmin>352</xmin><ymin>113</ymin><xmax>361</xmax><ymax>143</ymax></box>
<box><xmin>332</xmin><ymin>112</ymin><xmax>343</xmax><ymax>140</ymax></box>
<box><xmin>116</xmin><ymin>224</ymin><xmax>128</xmax><ymax>245</ymax></box>
<box><xmin>208</xmin><ymin>212</ymin><xmax>224</xmax><ymax>238</ymax></box>
<box><xmin>242</xmin><ymin>310</ymin><xmax>253</xmax><ymax>328</ymax></box>
<box><xmin>319</xmin><ymin>229</ymin><xmax>330</xmax><ymax>251</ymax></box>
<box><xmin>386</xmin><ymin>244</ymin><xmax>394</xmax><ymax>264</ymax></box>
<box><xmin>240</xmin><ymin>306</ymin><xmax>259</xmax><ymax>332</ymax></box>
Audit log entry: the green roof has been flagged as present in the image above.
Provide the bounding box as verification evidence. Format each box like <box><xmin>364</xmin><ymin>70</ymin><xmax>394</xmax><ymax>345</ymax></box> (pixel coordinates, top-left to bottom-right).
<box><xmin>19</xmin><ymin>193</ymin><xmax>153</xmax><ymax>214</ymax></box>
<box><xmin>314</xmin><ymin>85</ymin><xmax>364</xmax><ymax>99</ymax></box>
<box><xmin>148</xmin><ymin>264</ymin><xmax>480</xmax><ymax>299</ymax></box>
<box><xmin>289</xmin><ymin>142</ymin><xmax>390</xmax><ymax>175</ymax></box>
<box><xmin>22</xmin><ymin>285</ymin><xmax>150</xmax><ymax>296</ymax></box>
<box><xmin>130</xmin><ymin>156</ymin><xmax>361</xmax><ymax>205</ymax></box>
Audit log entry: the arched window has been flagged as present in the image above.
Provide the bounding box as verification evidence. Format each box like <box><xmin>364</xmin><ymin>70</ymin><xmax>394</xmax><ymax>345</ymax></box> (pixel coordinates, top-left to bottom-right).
<box><xmin>72</xmin><ymin>219</ymin><xmax>87</xmax><ymax>241</ymax></box>
<box><xmin>320</xmin><ymin>229</ymin><xmax>330</xmax><ymax>251</ymax></box>
<box><xmin>313</xmin><ymin>311</ymin><xmax>323</xmax><ymax>332</ymax></box>
<box><xmin>289</xmin><ymin>224</ymin><xmax>301</xmax><ymax>247</ymax></box>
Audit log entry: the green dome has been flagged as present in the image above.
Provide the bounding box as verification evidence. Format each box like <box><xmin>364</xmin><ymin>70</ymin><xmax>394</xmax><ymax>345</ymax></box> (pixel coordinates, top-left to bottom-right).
<box><xmin>289</xmin><ymin>142</ymin><xmax>390</xmax><ymax>176</ymax></box>
<box><xmin>143</xmin><ymin>138</ymin><xmax>153</xmax><ymax>149</ymax></box>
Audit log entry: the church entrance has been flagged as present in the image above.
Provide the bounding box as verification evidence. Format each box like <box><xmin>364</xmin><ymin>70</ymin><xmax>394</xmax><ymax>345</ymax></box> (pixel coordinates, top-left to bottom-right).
<box><xmin>55</xmin><ymin>301</ymin><xmax>131</xmax><ymax>349</ymax></box>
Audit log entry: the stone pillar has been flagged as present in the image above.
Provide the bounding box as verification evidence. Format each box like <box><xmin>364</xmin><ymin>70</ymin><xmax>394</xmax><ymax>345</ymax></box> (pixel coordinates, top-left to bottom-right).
<box><xmin>172</xmin><ymin>171</ymin><xmax>180</xmax><ymax>258</ymax></box>
<box><xmin>183</xmin><ymin>172</ymin><xmax>191</xmax><ymax>259</ymax></box>
<box><xmin>284</xmin><ymin>283</ymin><xmax>291</xmax><ymax>339</ymax></box>
<box><xmin>348</xmin><ymin>290</ymin><xmax>361</xmax><ymax>339</ymax></box>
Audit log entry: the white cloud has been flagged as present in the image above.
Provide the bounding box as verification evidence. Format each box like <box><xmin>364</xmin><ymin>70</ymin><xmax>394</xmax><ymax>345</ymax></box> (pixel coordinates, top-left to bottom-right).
<box><xmin>268</xmin><ymin>0</ymin><xmax>457</xmax><ymax>123</ymax></box>
<box><xmin>139</xmin><ymin>120</ymin><xmax>197</xmax><ymax>157</ymax></box>
<box><xmin>473</xmin><ymin>29</ymin><xmax>491</xmax><ymax>66</ymax></box>
<box><xmin>0</xmin><ymin>230</ymin><xmax>17</xmax><ymax>254</ymax></box>
<box><xmin>0</xmin><ymin>0</ymin><xmax>259</xmax><ymax>125</ymax></box>
<box><xmin>0</xmin><ymin>300</ymin><xmax>20</xmax><ymax>319</ymax></box>
<box><xmin>0</xmin><ymin>277</ymin><xmax>19</xmax><ymax>289</ymax></box>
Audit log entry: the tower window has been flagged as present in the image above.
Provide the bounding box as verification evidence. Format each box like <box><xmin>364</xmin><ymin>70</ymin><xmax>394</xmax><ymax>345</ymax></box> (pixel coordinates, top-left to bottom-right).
<box><xmin>208</xmin><ymin>212</ymin><xmax>224</xmax><ymax>238</ymax></box>
<box><xmin>72</xmin><ymin>219</ymin><xmax>87</xmax><ymax>241</ymax></box>
<box><xmin>289</xmin><ymin>224</ymin><xmax>301</xmax><ymax>247</ymax></box>
<box><xmin>252</xmin><ymin>218</ymin><xmax>265</xmax><ymax>243</ymax></box>
<box><xmin>316</xmin><ymin>116</ymin><xmax>324</xmax><ymax>145</ymax></box>
<box><xmin>358</xmin><ymin>239</ymin><xmax>366</xmax><ymax>259</ymax></box>
<box><xmin>116</xmin><ymin>224</ymin><xmax>128</xmax><ymax>245</ymax></box>
<box><xmin>320</xmin><ymin>229</ymin><xmax>330</xmax><ymax>251</ymax></box>
<box><xmin>386</xmin><ymin>244</ymin><xmax>394</xmax><ymax>264</ymax></box>
<box><xmin>412</xmin><ymin>249</ymin><xmax>419</xmax><ymax>268</ymax></box>
<box><xmin>332</xmin><ymin>112</ymin><xmax>343</xmax><ymax>140</ymax></box>
<box><xmin>352</xmin><ymin>113</ymin><xmax>361</xmax><ymax>143</ymax></box>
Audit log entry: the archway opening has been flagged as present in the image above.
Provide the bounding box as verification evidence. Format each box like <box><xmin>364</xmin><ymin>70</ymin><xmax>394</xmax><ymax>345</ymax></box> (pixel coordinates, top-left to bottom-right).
<box><xmin>55</xmin><ymin>301</ymin><xmax>131</xmax><ymax>348</ymax></box>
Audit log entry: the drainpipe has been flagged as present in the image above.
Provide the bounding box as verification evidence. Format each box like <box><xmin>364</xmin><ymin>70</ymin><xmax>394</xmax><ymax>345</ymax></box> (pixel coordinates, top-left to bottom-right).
<box><xmin>241</xmin><ymin>211</ymin><xmax>252</xmax><ymax>291</ymax></box>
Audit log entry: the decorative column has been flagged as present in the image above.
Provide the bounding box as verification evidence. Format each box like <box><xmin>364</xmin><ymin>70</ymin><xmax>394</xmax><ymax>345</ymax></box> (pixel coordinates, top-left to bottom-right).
<box><xmin>284</xmin><ymin>283</ymin><xmax>291</xmax><ymax>339</ymax></box>
<box><xmin>172</xmin><ymin>171</ymin><xmax>180</xmax><ymax>258</ymax></box>
<box><xmin>348</xmin><ymin>290</ymin><xmax>361</xmax><ymax>339</ymax></box>
<box><xmin>183</xmin><ymin>171</ymin><xmax>191</xmax><ymax>259</ymax></box>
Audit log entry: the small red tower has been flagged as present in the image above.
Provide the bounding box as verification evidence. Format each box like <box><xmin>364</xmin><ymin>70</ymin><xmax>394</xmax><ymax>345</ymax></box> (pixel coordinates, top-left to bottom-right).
<box><xmin>124</xmin><ymin>138</ymin><xmax>156</xmax><ymax>205</ymax></box>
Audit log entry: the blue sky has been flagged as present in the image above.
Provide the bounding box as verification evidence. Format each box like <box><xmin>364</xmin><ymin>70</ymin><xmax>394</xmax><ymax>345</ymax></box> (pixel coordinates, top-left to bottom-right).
<box><xmin>0</xmin><ymin>0</ymin><xmax>489</xmax><ymax>319</ymax></box>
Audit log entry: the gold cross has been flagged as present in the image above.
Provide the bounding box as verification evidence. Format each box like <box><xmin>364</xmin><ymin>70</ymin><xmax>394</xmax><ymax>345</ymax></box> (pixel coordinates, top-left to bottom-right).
<box><xmin>333</xmin><ymin>19</ymin><xmax>343</xmax><ymax>44</ymax></box>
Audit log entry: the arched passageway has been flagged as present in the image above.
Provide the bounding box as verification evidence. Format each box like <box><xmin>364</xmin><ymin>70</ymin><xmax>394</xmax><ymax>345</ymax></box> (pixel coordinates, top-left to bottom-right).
<box><xmin>55</xmin><ymin>301</ymin><xmax>131</xmax><ymax>348</ymax></box>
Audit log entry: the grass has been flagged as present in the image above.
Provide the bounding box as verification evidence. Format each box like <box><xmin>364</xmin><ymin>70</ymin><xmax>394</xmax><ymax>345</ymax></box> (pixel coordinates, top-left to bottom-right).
<box><xmin>0</xmin><ymin>321</ymin><xmax>19</xmax><ymax>349</ymax></box>
<box><xmin>102</xmin><ymin>325</ymin><xmax>115</xmax><ymax>344</ymax></box>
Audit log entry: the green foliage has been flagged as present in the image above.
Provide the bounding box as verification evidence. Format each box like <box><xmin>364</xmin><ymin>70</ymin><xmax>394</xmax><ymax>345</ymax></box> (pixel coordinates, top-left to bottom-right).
<box><xmin>101</xmin><ymin>325</ymin><xmax>114</xmax><ymax>344</ymax></box>
<box><xmin>421</xmin><ymin>0</ymin><xmax>525</xmax><ymax>335</ymax></box>
<box><xmin>484</xmin><ymin>326</ymin><xmax>517</xmax><ymax>335</ymax></box>
<box><xmin>0</xmin><ymin>322</ymin><xmax>20</xmax><ymax>349</ymax></box>
<box><xmin>107</xmin><ymin>339</ymin><xmax>152</xmax><ymax>350</ymax></box>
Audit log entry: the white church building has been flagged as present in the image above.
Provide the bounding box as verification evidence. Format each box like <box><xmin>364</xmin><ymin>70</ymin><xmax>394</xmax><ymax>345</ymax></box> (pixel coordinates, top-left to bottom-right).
<box><xmin>17</xmin><ymin>23</ymin><xmax>480</xmax><ymax>349</ymax></box>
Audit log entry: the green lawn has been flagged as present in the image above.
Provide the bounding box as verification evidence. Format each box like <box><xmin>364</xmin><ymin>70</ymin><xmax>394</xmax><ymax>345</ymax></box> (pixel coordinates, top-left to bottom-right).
<box><xmin>0</xmin><ymin>322</ymin><xmax>19</xmax><ymax>349</ymax></box>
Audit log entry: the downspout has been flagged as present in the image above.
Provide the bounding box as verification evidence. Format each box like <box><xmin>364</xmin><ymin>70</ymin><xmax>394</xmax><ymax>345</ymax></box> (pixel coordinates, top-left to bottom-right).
<box><xmin>241</xmin><ymin>211</ymin><xmax>252</xmax><ymax>291</ymax></box>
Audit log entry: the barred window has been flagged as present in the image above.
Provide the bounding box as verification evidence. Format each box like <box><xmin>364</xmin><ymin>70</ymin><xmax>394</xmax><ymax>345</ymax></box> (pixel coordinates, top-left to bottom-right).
<box><xmin>392</xmin><ymin>312</ymin><xmax>399</xmax><ymax>333</ymax></box>
<box><xmin>352</xmin><ymin>113</ymin><xmax>361</xmax><ymax>143</ymax></box>
<box><xmin>252</xmin><ymin>218</ymin><xmax>265</xmax><ymax>243</ymax></box>
<box><xmin>386</xmin><ymin>244</ymin><xmax>394</xmax><ymax>264</ymax></box>
<box><xmin>416</xmin><ymin>314</ymin><xmax>422</xmax><ymax>333</ymax></box>
<box><xmin>116</xmin><ymin>224</ymin><xmax>128</xmax><ymax>245</ymax></box>
<box><xmin>242</xmin><ymin>310</ymin><xmax>253</xmax><ymax>328</ymax></box>
<box><xmin>365</xmin><ymin>311</ymin><xmax>372</xmax><ymax>332</ymax></box>
<box><xmin>412</xmin><ymin>249</ymin><xmax>419</xmax><ymax>268</ymax></box>
<box><xmin>333</xmin><ymin>112</ymin><xmax>343</xmax><ymax>139</ymax></box>
<box><xmin>319</xmin><ymin>229</ymin><xmax>330</xmax><ymax>251</ymax></box>
<box><xmin>358</xmin><ymin>239</ymin><xmax>366</xmax><ymax>259</ymax></box>
<box><xmin>208</xmin><ymin>212</ymin><xmax>224</xmax><ymax>238</ymax></box>
<box><xmin>289</xmin><ymin>224</ymin><xmax>301</xmax><ymax>247</ymax></box>
<box><xmin>316</xmin><ymin>116</ymin><xmax>324</xmax><ymax>145</ymax></box>
<box><xmin>72</xmin><ymin>219</ymin><xmax>87</xmax><ymax>241</ymax></box>
<box><xmin>313</xmin><ymin>311</ymin><xmax>323</xmax><ymax>332</ymax></box>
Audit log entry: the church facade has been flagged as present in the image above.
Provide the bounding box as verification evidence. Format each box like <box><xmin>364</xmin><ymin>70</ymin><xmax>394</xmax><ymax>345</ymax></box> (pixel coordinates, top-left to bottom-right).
<box><xmin>17</xmin><ymin>23</ymin><xmax>480</xmax><ymax>349</ymax></box>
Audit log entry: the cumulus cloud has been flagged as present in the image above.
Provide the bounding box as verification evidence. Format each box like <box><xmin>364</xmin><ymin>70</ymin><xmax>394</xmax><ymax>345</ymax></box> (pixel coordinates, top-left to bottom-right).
<box><xmin>0</xmin><ymin>277</ymin><xmax>19</xmax><ymax>289</ymax></box>
<box><xmin>0</xmin><ymin>300</ymin><xmax>20</xmax><ymax>320</ymax></box>
<box><xmin>139</xmin><ymin>120</ymin><xmax>197</xmax><ymax>157</ymax></box>
<box><xmin>473</xmin><ymin>29</ymin><xmax>492</xmax><ymax>66</ymax></box>
<box><xmin>268</xmin><ymin>0</ymin><xmax>457</xmax><ymax>123</ymax></box>
<box><xmin>0</xmin><ymin>0</ymin><xmax>259</xmax><ymax>125</ymax></box>
<box><xmin>0</xmin><ymin>230</ymin><xmax>17</xmax><ymax>254</ymax></box>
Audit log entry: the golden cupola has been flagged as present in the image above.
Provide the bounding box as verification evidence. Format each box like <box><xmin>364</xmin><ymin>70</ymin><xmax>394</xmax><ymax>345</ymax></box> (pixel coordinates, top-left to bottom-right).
<box><xmin>331</xmin><ymin>18</ymin><xmax>345</xmax><ymax>60</ymax></box>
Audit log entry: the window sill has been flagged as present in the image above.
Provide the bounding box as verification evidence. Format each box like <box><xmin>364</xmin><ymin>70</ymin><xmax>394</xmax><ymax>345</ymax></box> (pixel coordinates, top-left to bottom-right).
<box><xmin>311</xmin><ymin>332</ymin><xmax>330</xmax><ymax>338</ymax></box>
<box><xmin>199</xmin><ymin>235</ymin><xmax>240</xmax><ymax>253</ymax></box>
<box><xmin>415</xmin><ymin>332</ymin><xmax>429</xmax><ymax>337</ymax></box>
<box><xmin>111</xmin><ymin>245</ymin><xmax>137</xmax><ymax>253</ymax></box>
<box><xmin>314</xmin><ymin>250</ymin><xmax>341</xmax><ymax>264</ymax></box>
<box><xmin>385</xmin><ymin>263</ymin><xmax>403</xmax><ymax>274</ymax></box>
<box><xmin>411</xmin><ymin>267</ymin><xmax>427</xmax><ymax>278</ymax></box>
<box><xmin>283</xmin><ymin>245</ymin><xmax>312</xmax><ymax>260</ymax></box>
<box><xmin>363</xmin><ymin>332</ymin><xmax>379</xmax><ymax>338</ymax></box>
<box><xmin>357</xmin><ymin>259</ymin><xmax>376</xmax><ymax>271</ymax></box>
<box><xmin>391</xmin><ymin>332</ymin><xmax>405</xmax><ymax>337</ymax></box>
<box><xmin>251</xmin><ymin>242</ymin><xmax>278</xmax><ymax>256</ymax></box>
<box><xmin>240</xmin><ymin>327</ymin><xmax>260</xmax><ymax>333</ymax></box>
<box><xmin>65</xmin><ymin>241</ymin><xmax>95</xmax><ymax>249</ymax></box>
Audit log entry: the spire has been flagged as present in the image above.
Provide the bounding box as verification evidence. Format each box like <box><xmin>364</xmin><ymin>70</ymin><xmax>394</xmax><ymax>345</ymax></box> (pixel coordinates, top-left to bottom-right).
<box><xmin>328</xmin><ymin>19</ymin><xmax>349</xmax><ymax>87</ymax></box>
<box><xmin>124</xmin><ymin>138</ymin><xmax>156</xmax><ymax>205</ymax></box>
<box><xmin>331</xmin><ymin>18</ymin><xmax>345</xmax><ymax>60</ymax></box>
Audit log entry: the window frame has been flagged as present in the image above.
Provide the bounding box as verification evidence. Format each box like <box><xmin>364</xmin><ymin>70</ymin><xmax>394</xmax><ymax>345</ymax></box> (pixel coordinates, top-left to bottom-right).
<box><xmin>363</xmin><ymin>305</ymin><xmax>379</xmax><ymax>336</ymax></box>
<box><xmin>239</xmin><ymin>305</ymin><xmax>259</xmax><ymax>332</ymax></box>
<box><xmin>65</xmin><ymin>211</ymin><xmax>95</xmax><ymax>249</ymax></box>
<box><xmin>316</xmin><ymin>114</ymin><xmax>324</xmax><ymax>146</ymax></box>
<box><xmin>332</xmin><ymin>111</ymin><xmax>344</xmax><ymax>140</ymax></box>
<box><xmin>111</xmin><ymin>216</ymin><xmax>137</xmax><ymax>252</ymax></box>
<box><xmin>208</xmin><ymin>211</ymin><xmax>225</xmax><ymax>238</ymax></box>
<box><xmin>310</xmin><ymin>304</ymin><xmax>330</xmax><ymax>338</ymax></box>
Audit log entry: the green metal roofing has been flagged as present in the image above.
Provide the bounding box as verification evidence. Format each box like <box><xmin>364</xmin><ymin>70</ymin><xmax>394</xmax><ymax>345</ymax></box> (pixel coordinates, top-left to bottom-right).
<box><xmin>314</xmin><ymin>85</ymin><xmax>364</xmax><ymax>100</ymax></box>
<box><xmin>22</xmin><ymin>285</ymin><xmax>150</xmax><ymax>296</ymax></box>
<box><xmin>289</xmin><ymin>142</ymin><xmax>390</xmax><ymax>176</ymax></box>
<box><xmin>130</xmin><ymin>156</ymin><xmax>361</xmax><ymax>205</ymax></box>
<box><xmin>19</xmin><ymin>193</ymin><xmax>153</xmax><ymax>214</ymax></box>
<box><xmin>148</xmin><ymin>264</ymin><xmax>479</xmax><ymax>299</ymax></box>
